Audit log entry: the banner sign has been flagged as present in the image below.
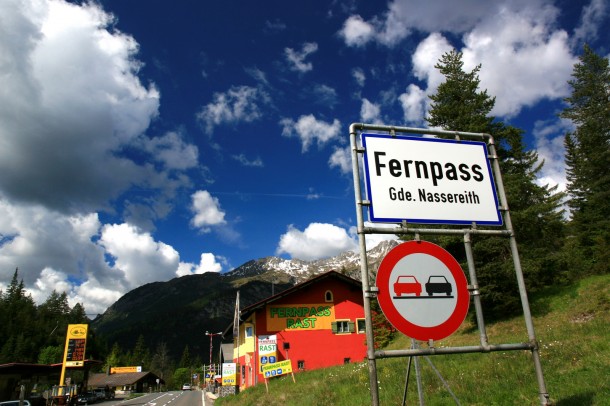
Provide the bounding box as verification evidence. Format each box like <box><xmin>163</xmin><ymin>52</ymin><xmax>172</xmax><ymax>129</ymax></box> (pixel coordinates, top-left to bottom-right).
<box><xmin>262</xmin><ymin>359</ymin><xmax>293</xmax><ymax>378</ymax></box>
<box><xmin>258</xmin><ymin>335</ymin><xmax>277</xmax><ymax>372</ymax></box>
<box><xmin>110</xmin><ymin>366</ymin><xmax>142</xmax><ymax>374</ymax></box>
<box><xmin>63</xmin><ymin>324</ymin><xmax>88</xmax><ymax>367</ymax></box>
<box><xmin>266</xmin><ymin>304</ymin><xmax>335</xmax><ymax>331</ymax></box>
<box><xmin>361</xmin><ymin>134</ymin><xmax>502</xmax><ymax>225</ymax></box>
<box><xmin>221</xmin><ymin>363</ymin><xmax>237</xmax><ymax>386</ymax></box>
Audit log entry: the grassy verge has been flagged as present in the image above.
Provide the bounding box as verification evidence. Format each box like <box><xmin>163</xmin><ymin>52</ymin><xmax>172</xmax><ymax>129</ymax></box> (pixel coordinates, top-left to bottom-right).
<box><xmin>216</xmin><ymin>274</ymin><xmax>610</xmax><ymax>405</ymax></box>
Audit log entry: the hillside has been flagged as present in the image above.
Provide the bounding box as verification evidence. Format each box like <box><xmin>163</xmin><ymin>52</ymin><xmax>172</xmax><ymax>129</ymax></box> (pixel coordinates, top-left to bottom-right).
<box><xmin>92</xmin><ymin>240</ymin><xmax>399</xmax><ymax>361</ymax></box>
<box><xmin>92</xmin><ymin>271</ymin><xmax>293</xmax><ymax>362</ymax></box>
<box><xmin>216</xmin><ymin>274</ymin><xmax>610</xmax><ymax>406</ymax></box>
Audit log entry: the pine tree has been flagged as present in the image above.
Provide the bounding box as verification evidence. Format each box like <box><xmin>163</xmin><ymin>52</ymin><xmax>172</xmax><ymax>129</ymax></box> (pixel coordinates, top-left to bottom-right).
<box><xmin>39</xmin><ymin>291</ymin><xmax>71</xmax><ymax>317</ymax></box>
<box><xmin>179</xmin><ymin>345</ymin><xmax>191</xmax><ymax>369</ymax></box>
<box><xmin>104</xmin><ymin>343</ymin><xmax>124</xmax><ymax>371</ymax></box>
<box><xmin>1</xmin><ymin>269</ymin><xmax>37</xmax><ymax>361</ymax></box>
<box><xmin>151</xmin><ymin>342</ymin><xmax>172</xmax><ymax>380</ymax></box>
<box><xmin>69</xmin><ymin>303</ymin><xmax>89</xmax><ymax>323</ymax></box>
<box><xmin>0</xmin><ymin>269</ymin><xmax>99</xmax><ymax>365</ymax></box>
<box><xmin>560</xmin><ymin>45</ymin><xmax>610</xmax><ymax>275</ymax></box>
<box><xmin>130</xmin><ymin>334</ymin><xmax>151</xmax><ymax>369</ymax></box>
<box><xmin>426</xmin><ymin>50</ymin><xmax>566</xmax><ymax>319</ymax></box>
<box><xmin>428</xmin><ymin>51</ymin><xmax>497</xmax><ymax>134</ymax></box>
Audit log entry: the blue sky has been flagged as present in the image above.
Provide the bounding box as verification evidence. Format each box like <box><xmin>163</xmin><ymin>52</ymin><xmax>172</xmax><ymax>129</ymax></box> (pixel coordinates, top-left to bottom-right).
<box><xmin>0</xmin><ymin>0</ymin><xmax>608</xmax><ymax>315</ymax></box>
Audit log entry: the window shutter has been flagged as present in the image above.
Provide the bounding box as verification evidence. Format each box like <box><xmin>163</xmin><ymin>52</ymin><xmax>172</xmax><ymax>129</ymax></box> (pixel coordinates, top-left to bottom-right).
<box><xmin>331</xmin><ymin>321</ymin><xmax>338</xmax><ymax>334</ymax></box>
<box><xmin>349</xmin><ymin>321</ymin><xmax>355</xmax><ymax>333</ymax></box>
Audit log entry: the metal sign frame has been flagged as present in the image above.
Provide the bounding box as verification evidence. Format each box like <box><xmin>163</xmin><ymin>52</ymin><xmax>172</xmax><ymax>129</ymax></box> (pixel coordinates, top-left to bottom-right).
<box><xmin>349</xmin><ymin>123</ymin><xmax>550</xmax><ymax>406</ymax></box>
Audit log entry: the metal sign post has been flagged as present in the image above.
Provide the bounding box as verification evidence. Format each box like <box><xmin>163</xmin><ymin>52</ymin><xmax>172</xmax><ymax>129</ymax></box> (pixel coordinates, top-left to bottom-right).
<box><xmin>350</xmin><ymin>123</ymin><xmax>550</xmax><ymax>406</ymax></box>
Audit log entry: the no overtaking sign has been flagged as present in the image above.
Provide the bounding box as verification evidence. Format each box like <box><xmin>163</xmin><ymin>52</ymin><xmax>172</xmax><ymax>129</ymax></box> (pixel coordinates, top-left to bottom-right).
<box><xmin>376</xmin><ymin>241</ymin><xmax>470</xmax><ymax>341</ymax></box>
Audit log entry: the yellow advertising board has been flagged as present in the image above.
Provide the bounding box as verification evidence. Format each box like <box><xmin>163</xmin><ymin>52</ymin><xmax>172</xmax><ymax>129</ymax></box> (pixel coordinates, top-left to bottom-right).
<box><xmin>110</xmin><ymin>366</ymin><xmax>142</xmax><ymax>374</ymax></box>
<box><xmin>261</xmin><ymin>359</ymin><xmax>293</xmax><ymax>378</ymax></box>
<box><xmin>62</xmin><ymin>324</ymin><xmax>88</xmax><ymax>367</ymax></box>
<box><xmin>221</xmin><ymin>363</ymin><xmax>237</xmax><ymax>386</ymax></box>
<box><xmin>266</xmin><ymin>304</ymin><xmax>335</xmax><ymax>331</ymax></box>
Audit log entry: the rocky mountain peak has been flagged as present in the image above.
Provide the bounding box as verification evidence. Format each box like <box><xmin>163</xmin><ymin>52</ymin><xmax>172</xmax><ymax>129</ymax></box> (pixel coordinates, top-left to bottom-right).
<box><xmin>224</xmin><ymin>239</ymin><xmax>400</xmax><ymax>281</ymax></box>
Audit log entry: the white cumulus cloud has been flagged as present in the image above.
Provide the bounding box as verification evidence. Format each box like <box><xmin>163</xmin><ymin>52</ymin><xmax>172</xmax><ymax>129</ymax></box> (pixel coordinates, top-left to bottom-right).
<box><xmin>280</xmin><ymin>114</ymin><xmax>342</xmax><ymax>152</ymax></box>
<box><xmin>360</xmin><ymin>99</ymin><xmax>381</xmax><ymax>123</ymax></box>
<box><xmin>339</xmin><ymin>15</ymin><xmax>375</xmax><ymax>47</ymax></box>
<box><xmin>329</xmin><ymin>146</ymin><xmax>352</xmax><ymax>175</ymax></box>
<box><xmin>0</xmin><ymin>0</ymin><xmax>168</xmax><ymax>214</ymax></box>
<box><xmin>100</xmin><ymin>223</ymin><xmax>180</xmax><ymax>289</ymax></box>
<box><xmin>285</xmin><ymin>42</ymin><xmax>319</xmax><ymax>73</ymax></box>
<box><xmin>190</xmin><ymin>190</ymin><xmax>227</xmax><ymax>231</ymax></box>
<box><xmin>139</xmin><ymin>131</ymin><xmax>199</xmax><ymax>171</ymax></box>
<box><xmin>276</xmin><ymin>223</ymin><xmax>358</xmax><ymax>261</ymax></box>
<box><xmin>0</xmin><ymin>0</ymin><xmax>206</xmax><ymax>316</ymax></box>
<box><xmin>197</xmin><ymin>85</ymin><xmax>269</xmax><ymax>133</ymax></box>
<box><xmin>177</xmin><ymin>253</ymin><xmax>226</xmax><ymax>276</ymax></box>
<box><xmin>398</xmin><ymin>85</ymin><xmax>426</xmax><ymax>125</ymax></box>
<box><xmin>461</xmin><ymin>8</ymin><xmax>576</xmax><ymax>117</ymax></box>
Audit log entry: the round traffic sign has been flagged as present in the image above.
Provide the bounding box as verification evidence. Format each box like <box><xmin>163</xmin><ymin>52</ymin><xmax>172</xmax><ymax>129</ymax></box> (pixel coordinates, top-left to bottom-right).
<box><xmin>376</xmin><ymin>240</ymin><xmax>469</xmax><ymax>341</ymax></box>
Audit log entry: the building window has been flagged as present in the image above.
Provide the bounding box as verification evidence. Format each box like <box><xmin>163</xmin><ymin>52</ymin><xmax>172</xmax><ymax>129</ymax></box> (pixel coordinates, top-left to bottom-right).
<box><xmin>331</xmin><ymin>320</ymin><xmax>355</xmax><ymax>334</ymax></box>
<box><xmin>344</xmin><ymin>358</ymin><xmax>351</xmax><ymax>364</ymax></box>
<box><xmin>245</xmin><ymin>325</ymin><xmax>253</xmax><ymax>338</ymax></box>
<box><xmin>297</xmin><ymin>360</ymin><xmax>305</xmax><ymax>370</ymax></box>
<box><xmin>325</xmin><ymin>290</ymin><xmax>333</xmax><ymax>302</ymax></box>
<box><xmin>357</xmin><ymin>318</ymin><xmax>366</xmax><ymax>334</ymax></box>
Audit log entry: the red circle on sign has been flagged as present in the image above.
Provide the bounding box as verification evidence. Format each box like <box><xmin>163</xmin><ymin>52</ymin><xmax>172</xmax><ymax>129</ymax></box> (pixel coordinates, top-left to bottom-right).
<box><xmin>376</xmin><ymin>241</ymin><xmax>469</xmax><ymax>341</ymax></box>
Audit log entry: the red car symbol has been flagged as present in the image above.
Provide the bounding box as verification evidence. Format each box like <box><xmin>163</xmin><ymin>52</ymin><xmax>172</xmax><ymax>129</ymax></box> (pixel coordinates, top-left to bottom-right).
<box><xmin>393</xmin><ymin>275</ymin><xmax>422</xmax><ymax>297</ymax></box>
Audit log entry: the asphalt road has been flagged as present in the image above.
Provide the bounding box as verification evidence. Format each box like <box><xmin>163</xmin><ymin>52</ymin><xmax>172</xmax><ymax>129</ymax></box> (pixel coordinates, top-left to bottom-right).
<box><xmin>101</xmin><ymin>390</ymin><xmax>210</xmax><ymax>406</ymax></box>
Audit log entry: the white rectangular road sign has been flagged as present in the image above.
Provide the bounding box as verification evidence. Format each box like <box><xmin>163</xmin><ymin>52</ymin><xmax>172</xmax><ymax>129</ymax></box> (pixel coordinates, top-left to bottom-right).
<box><xmin>361</xmin><ymin>134</ymin><xmax>502</xmax><ymax>225</ymax></box>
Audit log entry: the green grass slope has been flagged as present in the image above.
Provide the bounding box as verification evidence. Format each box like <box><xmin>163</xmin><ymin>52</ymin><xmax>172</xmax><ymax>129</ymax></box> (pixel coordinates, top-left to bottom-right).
<box><xmin>216</xmin><ymin>274</ymin><xmax>610</xmax><ymax>406</ymax></box>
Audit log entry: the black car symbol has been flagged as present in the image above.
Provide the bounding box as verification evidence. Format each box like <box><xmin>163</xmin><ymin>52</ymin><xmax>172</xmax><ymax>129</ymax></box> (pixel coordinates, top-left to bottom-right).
<box><xmin>425</xmin><ymin>275</ymin><xmax>452</xmax><ymax>296</ymax></box>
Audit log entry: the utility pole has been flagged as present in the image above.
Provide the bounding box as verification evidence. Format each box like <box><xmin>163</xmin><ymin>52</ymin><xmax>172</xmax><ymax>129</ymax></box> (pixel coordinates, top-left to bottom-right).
<box><xmin>205</xmin><ymin>331</ymin><xmax>222</xmax><ymax>384</ymax></box>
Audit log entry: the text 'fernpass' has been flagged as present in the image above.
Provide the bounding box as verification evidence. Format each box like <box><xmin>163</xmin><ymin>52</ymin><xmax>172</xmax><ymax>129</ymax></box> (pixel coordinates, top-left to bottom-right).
<box><xmin>373</xmin><ymin>151</ymin><xmax>485</xmax><ymax>188</ymax></box>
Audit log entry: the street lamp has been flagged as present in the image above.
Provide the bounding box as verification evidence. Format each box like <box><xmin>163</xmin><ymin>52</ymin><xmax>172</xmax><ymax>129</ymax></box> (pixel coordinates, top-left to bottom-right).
<box><xmin>205</xmin><ymin>331</ymin><xmax>222</xmax><ymax>382</ymax></box>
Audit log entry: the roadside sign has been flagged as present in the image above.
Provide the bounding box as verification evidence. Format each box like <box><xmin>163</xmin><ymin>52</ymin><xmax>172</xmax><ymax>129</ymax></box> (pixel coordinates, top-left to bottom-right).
<box><xmin>221</xmin><ymin>363</ymin><xmax>237</xmax><ymax>386</ymax></box>
<box><xmin>361</xmin><ymin>134</ymin><xmax>502</xmax><ymax>225</ymax></box>
<box><xmin>258</xmin><ymin>335</ymin><xmax>277</xmax><ymax>372</ymax></box>
<box><xmin>63</xmin><ymin>324</ymin><xmax>87</xmax><ymax>367</ymax></box>
<box><xmin>262</xmin><ymin>359</ymin><xmax>296</xmax><ymax>393</ymax></box>
<box><xmin>376</xmin><ymin>241</ymin><xmax>470</xmax><ymax>341</ymax></box>
<box><xmin>261</xmin><ymin>359</ymin><xmax>293</xmax><ymax>378</ymax></box>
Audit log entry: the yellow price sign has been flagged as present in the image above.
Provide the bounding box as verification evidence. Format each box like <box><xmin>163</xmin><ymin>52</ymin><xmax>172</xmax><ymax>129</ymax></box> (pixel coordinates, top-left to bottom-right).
<box><xmin>63</xmin><ymin>324</ymin><xmax>88</xmax><ymax>367</ymax></box>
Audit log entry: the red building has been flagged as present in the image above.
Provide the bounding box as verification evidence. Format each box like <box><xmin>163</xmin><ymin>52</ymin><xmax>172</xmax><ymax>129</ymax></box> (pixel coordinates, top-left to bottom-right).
<box><xmin>227</xmin><ymin>271</ymin><xmax>367</xmax><ymax>389</ymax></box>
